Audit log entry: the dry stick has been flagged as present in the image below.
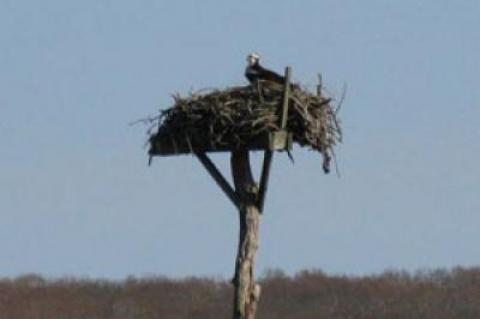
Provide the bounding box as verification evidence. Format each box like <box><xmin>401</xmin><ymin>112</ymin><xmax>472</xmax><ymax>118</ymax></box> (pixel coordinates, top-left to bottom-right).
<box><xmin>317</xmin><ymin>73</ymin><xmax>323</xmax><ymax>97</ymax></box>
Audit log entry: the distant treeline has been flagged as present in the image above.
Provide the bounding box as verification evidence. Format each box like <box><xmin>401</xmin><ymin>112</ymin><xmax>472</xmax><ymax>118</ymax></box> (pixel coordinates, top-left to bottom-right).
<box><xmin>1</xmin><ymin>267</ymin><xmax>479</xmax><ymax>319</ymax></box>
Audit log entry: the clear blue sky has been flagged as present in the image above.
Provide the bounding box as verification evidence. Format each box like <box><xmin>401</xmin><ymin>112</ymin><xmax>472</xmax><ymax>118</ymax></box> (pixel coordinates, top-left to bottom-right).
<box><xmin>1</xmin><ymin>0</ymin><xmax>479</xmax><ymax>279</ymax></box>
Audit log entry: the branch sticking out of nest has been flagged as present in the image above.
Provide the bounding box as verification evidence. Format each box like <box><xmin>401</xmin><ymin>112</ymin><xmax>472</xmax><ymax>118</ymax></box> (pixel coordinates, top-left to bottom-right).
<box><xmin>147</xmin><ymin>81</ymin><xmax>342</xmax><ymax>173</ymax></box>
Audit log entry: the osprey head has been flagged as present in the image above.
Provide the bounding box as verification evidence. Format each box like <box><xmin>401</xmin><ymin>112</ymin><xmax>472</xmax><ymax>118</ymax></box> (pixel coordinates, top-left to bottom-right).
<box><xmin>247</xmin><ymin>52</ymin><xmax>260</xmax><ymax>66</ymax></box>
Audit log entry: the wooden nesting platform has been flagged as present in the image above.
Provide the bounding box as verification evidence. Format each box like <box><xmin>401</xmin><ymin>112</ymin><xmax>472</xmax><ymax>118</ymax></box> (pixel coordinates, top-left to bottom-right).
<box><xmin>149</xmin><ymin>67</ymin><xmax>295</xmax><ymax>158</ymax></box>
<box><xmin>149</xmin><ymin>130</ymin><xmax>292</xmax><ymax>156</ymax></box>
<box><xmin>146</xmin><ymin>66</ymin><xmax>340</xmax><ymax>211</ymax></box>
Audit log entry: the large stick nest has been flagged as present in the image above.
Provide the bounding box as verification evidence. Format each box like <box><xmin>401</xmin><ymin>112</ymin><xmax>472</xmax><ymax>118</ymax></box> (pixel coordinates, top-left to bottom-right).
<box><xmin>148</xmin><ymin>81</ymin><xmax>342</xmax><ymax>173</ymax></box>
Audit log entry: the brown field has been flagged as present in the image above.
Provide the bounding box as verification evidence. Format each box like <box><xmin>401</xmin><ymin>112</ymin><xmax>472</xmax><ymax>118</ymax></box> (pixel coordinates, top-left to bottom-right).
<box><xmin>1</xmin><ymin>267</ymin><xmax>479</xmax><ymax>319</ymax></box>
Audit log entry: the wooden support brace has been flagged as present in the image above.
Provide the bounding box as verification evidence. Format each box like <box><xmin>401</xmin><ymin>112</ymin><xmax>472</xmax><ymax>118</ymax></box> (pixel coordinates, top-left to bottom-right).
<box><xmin>257</xmin><ymin>149</ymin><xmax>273</xmax><ymax>213</ymax></box>
<box><xmin>257</xmin><ymin>67</ymin><xmax>292</xmax><ymax>213</ymax></box>
<box><xmin>280</xmin><ymin>67</ymin><xmax>292</xmax><ymax>130</ymax></box>
<box><xmin>196</xmin><ymin>152</ymin><xmax>241</xmax><ymax>209</ymax></box>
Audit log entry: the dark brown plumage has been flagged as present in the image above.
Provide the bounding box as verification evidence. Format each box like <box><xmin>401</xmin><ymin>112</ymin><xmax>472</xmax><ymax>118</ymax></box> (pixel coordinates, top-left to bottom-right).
<box><xmin>245</xmin><ymin>60</ymin><xmax>285</xmax><ymax>84</ymax></box>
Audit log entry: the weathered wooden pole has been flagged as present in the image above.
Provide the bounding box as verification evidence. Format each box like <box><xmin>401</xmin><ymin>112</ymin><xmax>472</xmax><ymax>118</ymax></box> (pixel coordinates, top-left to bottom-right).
<box><xmin>147</xmin><ymin>64</ymin><xmax>340</xmax><ymax>319</ymax></box>
<box><xmin>230</xmin><ymin>67</ymin><xmax>291</xmax><ymax>319</ymax></box>
<box><xmin>231</xmin><ymin>148</ymin><xmax>261</xmax><ymax>319</ymax></box>
<box><xmin>151</xmin><ymin>67</ymin><xmax>293</xmax><ymax>319</ymax></box>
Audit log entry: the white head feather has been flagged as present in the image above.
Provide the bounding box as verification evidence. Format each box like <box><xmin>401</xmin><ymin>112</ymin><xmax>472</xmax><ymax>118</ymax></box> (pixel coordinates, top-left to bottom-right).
<box><xmin>247</xmin><ymin>52</ymin><xmax>261</xmax><ymax>65</ymax></box>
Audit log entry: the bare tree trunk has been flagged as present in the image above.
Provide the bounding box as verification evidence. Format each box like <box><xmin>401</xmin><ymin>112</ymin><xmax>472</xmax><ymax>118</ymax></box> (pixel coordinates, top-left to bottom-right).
<box><xmin>231</xmin><ymin>149</ymin><xmax>261</xmax><ymax>319</ymax></box>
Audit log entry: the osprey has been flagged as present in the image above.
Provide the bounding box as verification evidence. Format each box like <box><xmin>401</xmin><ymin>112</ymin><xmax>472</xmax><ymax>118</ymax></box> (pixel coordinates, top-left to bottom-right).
<box><xmin>245</xmin><ymin>53</ymin><xmax>285</xmax><ymax>85</ymax></box>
